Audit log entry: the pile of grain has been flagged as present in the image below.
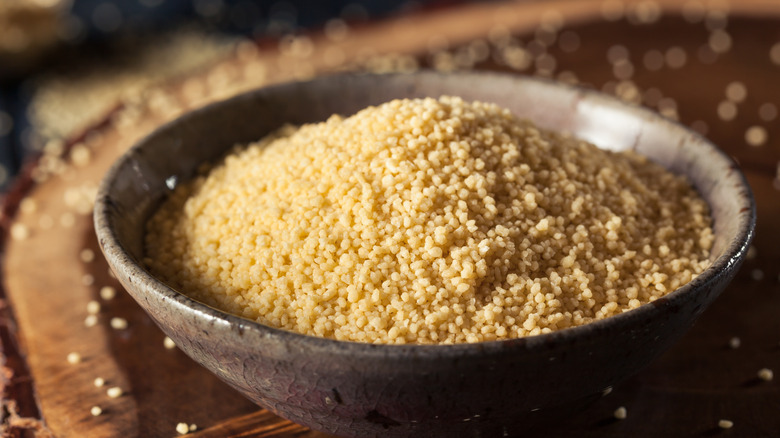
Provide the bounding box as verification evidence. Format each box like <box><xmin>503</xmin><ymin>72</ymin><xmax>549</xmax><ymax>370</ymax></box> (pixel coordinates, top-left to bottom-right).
<box><xmin>145</xmin><ymin>96</ymin><xmax>712</xmax><ymax>344</ymax></box>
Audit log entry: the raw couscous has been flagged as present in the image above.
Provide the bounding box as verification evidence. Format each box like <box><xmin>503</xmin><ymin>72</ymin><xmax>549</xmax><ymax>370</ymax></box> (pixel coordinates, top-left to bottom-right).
<box><xmin>144</xmin><ymin>96</ymin><xmax>713</xmax><ymax>344</ymax></box>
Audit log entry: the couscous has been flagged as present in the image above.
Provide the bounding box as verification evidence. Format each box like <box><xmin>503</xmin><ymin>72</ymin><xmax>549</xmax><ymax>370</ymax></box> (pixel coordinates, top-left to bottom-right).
<box><xmin>145</xmin><ymin>96</ymin><xmax>712</xmax><ymax>344</ymax></box>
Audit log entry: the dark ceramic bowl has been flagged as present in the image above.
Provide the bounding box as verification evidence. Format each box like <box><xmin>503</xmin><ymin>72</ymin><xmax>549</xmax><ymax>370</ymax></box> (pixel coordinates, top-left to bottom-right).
<box><xmin>94</xmin><ymin>72</ymin><xmax>755</xmax><ymax>438</ymax></box>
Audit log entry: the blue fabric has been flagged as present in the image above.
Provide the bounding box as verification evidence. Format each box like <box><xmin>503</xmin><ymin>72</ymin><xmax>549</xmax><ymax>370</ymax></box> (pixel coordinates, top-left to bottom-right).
<box><xmin>66</xmin><ymin>0</ymin><xmax>407</xmax><ymax>38</ymax></box>
<box><xmin>0</xmin><ymin>89</ymin><xmax>23</xmax><ymax>193</ymax></box>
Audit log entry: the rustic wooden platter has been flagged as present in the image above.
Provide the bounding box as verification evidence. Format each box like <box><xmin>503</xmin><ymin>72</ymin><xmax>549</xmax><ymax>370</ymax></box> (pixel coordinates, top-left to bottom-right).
<box><xmin>1</xmin><ymin>1</ymin><xmax>779</xmax><ymax>436</ymax></box>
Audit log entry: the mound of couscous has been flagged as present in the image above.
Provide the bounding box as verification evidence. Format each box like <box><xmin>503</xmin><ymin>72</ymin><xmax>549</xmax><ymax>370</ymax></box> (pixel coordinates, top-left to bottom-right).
<box><xmin>144</xmin><ymin>96</ymin><xmax>713</xmax><ymax>344</ymax></box>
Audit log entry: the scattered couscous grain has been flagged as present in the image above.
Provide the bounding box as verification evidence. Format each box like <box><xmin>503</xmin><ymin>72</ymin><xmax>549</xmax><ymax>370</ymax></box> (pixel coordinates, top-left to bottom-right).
<box><xmin>94</xmin><ymin>377</ymin><xmax>105</xmax><ymax>387</ymax></box>
<box><xmin>664</xmin><ymin>47</ymin><xmax>687</xmax><ymax>69</ymax></box>
<box><xmin>189</xmin><ymin>424</ymin><xmax>198</xmax><ymax>432</ymax></box>
<box><xmin>84</xmin><ymin>315</ymin><xmax>98</xmax><ymax>327</ymax></box>
<box><xmin>728</xmin><ymin>337</ymin><xmax>741</xmax><ymax>349</ymax></box>
<box><xmin>771</xmin><ymin>42</ymin><xmax>780</xmax><ymax>65</ymax></box>
<box><xmin>759</xmin><ymin>103</ymin><xmax>777</xmax><ymax>121</ymax></box>
<box><xmin>80</xmin><ymin>248</ymin><xmax>96</xmax><ymax>263</ymax></box>
<box><xmin>602</xmin><ymin>386</ymin><xmax>613</xmax><ymax>396</ymax></box>
<box><xmin>107</xmin><ymin>386</ymin><xmax>123</xmax><ymax>398</ymax></box>
<box><xmin>82</xmin><ymin>274</ymin><xmax>95</xmax><ymax>286</ymax></box>
<box><xmin>67</xmin><ymin>352</ymin><xmax>81</xmax><ymax>364</ymax></box>
<box><xmin>100</xmin><ymin>286</ymin><xmax>117</xmax><ymax>300</ymax></box>
<box><xmin>87</xmin><ymin>300</ymin><xmax>101</xmax><ymax>314</ymax></box>
<box><xmin>163</xmin><ymin>336</ymin><xmax>176</xmax><ymax>349</ymax></box>
<box><xmin>717</xmin><ymin>101</ymin><xmax>737</xmax><ymax>121</ymax></box>
<box><xmin>758</xmin><ymin>368</ymin><xmax>773</xmax><ymax>381</ymax></box>
<box><xmin>110</xmin><ymin>317</ymin><xmax>128</xmax><ymax>330</ymax></box>
<box><xmin>725</xmin><ymin>81</ymin><xmax>747</xmax><ymax>103</ymax></box>
<box><xmin>745</xmin><ymin>126</ymin><xmax>768</xmax><ymax>147</ymax></box>
<box><xmin>19</xmin><ymin>199</ymin><xmax>37</xmax><ymax>214</ymax></box>
<box><xmin>709</xmin><ymin>30</ymin><xmax>732</xmax><ymax>54</ymax></box>
<box><xmin>614</xmin><ymin>406</ymin><xmax>627</xmax><ymax>420</ymax></box>
<box><xmin>145</xmin><ymin>97</ymin><xmax>713</xmax><ymax>344</ymax></box>
<box><xmin>91</xmin><ymin>406</ymin><xmax>102</xmax><ymax>417</ymax></box>
<box><xmin>70</xmin><ymin>144</ymin><xmax>92</xmax><ymax>167</ymax></box>
<box><xmin>176</xmin><ymin>422</ymin><xmax>190</xmax><ymax>435</ymax></box>
<box><xmin>10</xmin><ymin>223</ymin><xmax>29</xmax><ymax>241</ymax></box>
<box><xmin>718</xmin><ymin>419</ymin><xmax>733</xmax><ymax>429</ymax></box>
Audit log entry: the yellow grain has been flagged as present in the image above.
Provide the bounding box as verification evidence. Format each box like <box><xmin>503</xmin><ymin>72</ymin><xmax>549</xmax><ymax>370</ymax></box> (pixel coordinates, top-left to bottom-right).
<box><xmin>146</xmin><ymin>97</ymin><xmax>713</xmax><ymax>344</ymax></box>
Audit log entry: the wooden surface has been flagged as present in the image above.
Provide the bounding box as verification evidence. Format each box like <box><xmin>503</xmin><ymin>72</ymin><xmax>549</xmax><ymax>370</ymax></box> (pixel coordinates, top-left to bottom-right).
<box><xmin>1</xmin><ymin>0</ymin><xmax>780</xmax><ymax>436</ymax></box>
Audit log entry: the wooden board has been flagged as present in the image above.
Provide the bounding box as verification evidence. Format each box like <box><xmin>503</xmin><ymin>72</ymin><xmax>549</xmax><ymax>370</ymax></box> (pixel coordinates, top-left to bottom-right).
<box><xmin>1</xmin><ymin>0</ymin><xmax>780</xmax><ymax>436</ymax></box>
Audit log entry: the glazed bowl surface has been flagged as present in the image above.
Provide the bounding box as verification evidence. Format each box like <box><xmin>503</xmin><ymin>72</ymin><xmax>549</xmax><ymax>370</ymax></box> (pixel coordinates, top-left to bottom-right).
<box><xmin>94</xmin><ymin>71</ymin><xmax>755</xmax><ymax>438</ymax></box>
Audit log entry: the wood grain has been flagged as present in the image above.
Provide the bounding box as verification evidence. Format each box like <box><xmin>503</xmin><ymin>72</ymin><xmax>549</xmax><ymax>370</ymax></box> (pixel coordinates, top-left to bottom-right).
<box><xmin>1</xmin><ymin>0</ymin><xmax>780</xmax><ymax>436</ymax></box>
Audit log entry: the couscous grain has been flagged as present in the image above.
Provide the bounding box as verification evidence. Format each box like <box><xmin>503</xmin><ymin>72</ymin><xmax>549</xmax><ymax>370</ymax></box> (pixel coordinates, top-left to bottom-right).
<box><xmin>758</xmin><ymin>368</ymin><xmax>773</xmax><ymax>381</ymax></box>
<box><xmin>80</xmin><ymin>248</ymin><xmax>96</xmax><ymax>263</ymax></box>
<box><xmin>106</xmin><ymin>386</ymin><xmax>123</xmax><ymax>398</ymax></box>
<box><xmin>66</xmin><ymin>352</ymin><xmax>81</xmax><ymax>364</ymax></box>
<box><xmin>176</xmin><ymin>422</ymin><xmax>189</xmax><ymax>435</ymax></box>
<box><xmin>100</xmin><ymin>286</ymin><xmax>117</xmax><ymax>300</ymax></box>
<box><xmin>84</xmin><ymin>314</ymin><xmax>98</xmax><ymax>327</ymax></box>
<box><xmin>110</xmin><ymin>317</ymin><xmax>128</xmax><ymax>330</ymax></box>
<box><xmin>10</xmin><ymin>223</ymin><xmax>29</xmax><ymax>241</ymax></box>
<box><xmin>145</xmin><ymin>96</ymin><xmax>713</xmax><ymax>344</ymax></box>
<box><xmin>82</xmin><ymin>274</ymin><xmax>95</xmax><ymax>286</ymax></box>
<box><xmin>718</xmin><ymin>419</ymin><xmax>734</xmax><ymax>429</ymax></box>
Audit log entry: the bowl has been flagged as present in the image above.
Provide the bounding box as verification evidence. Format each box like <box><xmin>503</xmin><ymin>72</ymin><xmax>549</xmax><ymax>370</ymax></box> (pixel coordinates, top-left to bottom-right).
<box><xmin>94</xmin><ymin>71</ymin><xmax>755</xmax><ymax>437</ymax></box>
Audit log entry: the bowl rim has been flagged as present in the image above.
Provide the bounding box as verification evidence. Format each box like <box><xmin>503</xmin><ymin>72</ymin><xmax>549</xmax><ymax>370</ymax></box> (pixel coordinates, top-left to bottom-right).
<box><xmin>94</xmin><ymin>70</ymin><xmax>756</xmax><ymax>357</ymax></box>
